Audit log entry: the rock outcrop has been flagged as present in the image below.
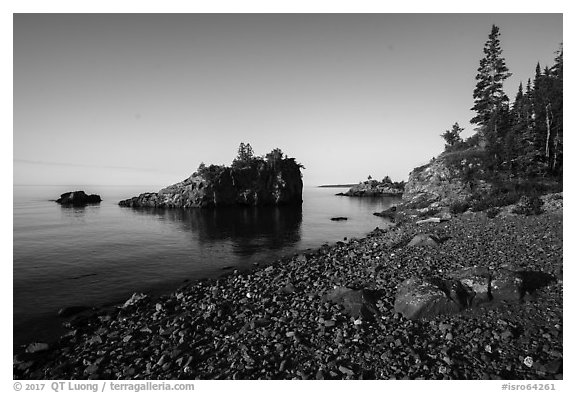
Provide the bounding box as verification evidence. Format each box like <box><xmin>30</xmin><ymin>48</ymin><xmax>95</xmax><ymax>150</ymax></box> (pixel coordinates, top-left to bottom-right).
<box><xmin>402</xmin><ymin>149</ymin><xmax>491</xmax><ymax>208</ymax></box>
<box><xmin>55</xmin><ymin>191</ymin><xmax>102</xmax><ymax>206</ymax></box>
<box><xmin>119</xmin><ymin>154</ymin><xmax>303</xmax><ymax>208</ymax></box>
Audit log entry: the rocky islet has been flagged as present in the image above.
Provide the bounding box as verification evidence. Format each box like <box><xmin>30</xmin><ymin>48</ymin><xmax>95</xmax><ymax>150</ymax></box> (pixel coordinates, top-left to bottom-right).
<box><xmin>118</xmin><ymin>156</ymin><xmax>303</xmax><ymax>208</ymax></box>
<box><xmin>55</xmin><ymin>191</ymin><xmax>102</xmax><ymax>206</ymax></box>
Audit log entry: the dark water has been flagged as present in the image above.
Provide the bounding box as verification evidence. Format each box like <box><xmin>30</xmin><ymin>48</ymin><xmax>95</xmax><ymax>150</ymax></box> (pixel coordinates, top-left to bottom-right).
<box><xmin>13</xmin><ymin>185</ymin><xmax>399</xmax><ymax>349</ymax></box>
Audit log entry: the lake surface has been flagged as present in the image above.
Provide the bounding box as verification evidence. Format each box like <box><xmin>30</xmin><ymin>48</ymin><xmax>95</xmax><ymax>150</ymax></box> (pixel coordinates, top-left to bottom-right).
<box><xmin>13</xmin><ymin>185</ymin><xmax>399</xmax><ymax>349</ymax></box>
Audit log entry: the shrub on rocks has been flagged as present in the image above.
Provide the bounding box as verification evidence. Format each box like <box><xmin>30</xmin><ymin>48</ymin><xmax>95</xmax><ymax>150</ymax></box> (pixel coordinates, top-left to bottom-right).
<box><xmin>486</xmin><ymin>207</ymin><xmax>500</xmax><ymax>218</ymax></box>
<box><xmin>450</xmin><ymin>201</ymin><xmax>470</xmax><ymax>214</ymax></box>
<box><xmin>512</xmin><ymin>195</ymin><xmax>544</xmax><ymax>216</ymax></box>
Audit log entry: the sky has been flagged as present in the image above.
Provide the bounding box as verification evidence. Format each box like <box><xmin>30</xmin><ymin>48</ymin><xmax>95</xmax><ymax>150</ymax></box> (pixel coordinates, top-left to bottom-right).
<box><xmin>13</xmin><ymin>13</ymin><xmax>563</xmax><ymax>187</ymax></box>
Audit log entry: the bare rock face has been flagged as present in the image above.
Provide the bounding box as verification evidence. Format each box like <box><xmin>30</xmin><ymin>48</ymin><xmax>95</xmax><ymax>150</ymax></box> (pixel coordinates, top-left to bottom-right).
<box><xmin>56</xmin><ymin>191</ymin><xmax>101</xmax><ymax>206</ymax></box>
<box><xmin>402</xmin><ymin>150</ymin><xmax>491</xmax><ymax>208</ymax></box>
<box><xmin>119</xmin><ymin>159</ymin><xmax>303</xmax><ymax>208</ymax></box>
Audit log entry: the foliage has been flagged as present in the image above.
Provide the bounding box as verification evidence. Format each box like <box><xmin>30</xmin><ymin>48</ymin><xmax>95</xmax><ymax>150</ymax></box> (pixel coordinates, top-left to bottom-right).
<box><xmin>232</xmin><ymin>142</ymin><xmax>255</xmax><ymax>168</ymax></box>
<box><xmin>470</xmin><ymin>192</ymin><xmax>520</xmax><ymax>212</ymax></box>
<box><xmin>467</xmin><ymin>177</ymin><xmax>560</xmax><ymax>212</ymax></box>
<box><xmin>195</xmin><ymin>144</ymin><xmax>304</xmax><ymax>181</ymax></box>
<box><xmin>441</xmin><ymin>123</ymin><xmax>465</xmax><ymax>150</ymax></box>
<box><xmin>486</xmin><ymin>207</ymin><xmax>500</xmax><ymax>218</ymax></box>
<box><xmin>512</xmin><ymin>195</ymin><xmax>544</xmax><ymax>216</ymax></box>
<box><xmin>194</xmin><ymin>163</ymin><xmax>226</xmax><ymax>183</ymax></box>
<box><xmin>441</xmin><ymin>25</ymin><xmax>562</xmax><ymax>181</ymax></box>
<box><xmin>265</xmin><ymin>148</ymin><xmax>285</xmax><ymax>166</ymax></box>
<box><xmin>471</xmin><ymin>24</ymin><xmax>512</xmax><ymax>158</ymax></box>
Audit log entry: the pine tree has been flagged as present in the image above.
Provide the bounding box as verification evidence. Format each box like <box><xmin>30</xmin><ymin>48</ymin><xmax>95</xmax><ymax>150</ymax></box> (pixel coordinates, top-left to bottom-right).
<box><xmin>441</xmin><ymin>122</ymin><xmax>464</xmax><ymax>150</ymax></box>
<box><xmin>233</xmin><ymin>142</ymin><xmax>255</xmax><ymax>168</ymax></box>
<box><xmin>548</xmin><ymin>45</ymin><xmax>563</xmax><ymax>174</ymax></box>
<box><xmin>507</xmin><ymin>44</ymin><xmax>563</xmax><ymax>177</ymax></box>
<box><xmin>471</xmin><ymin>25</ymin><xmax>512</xmax><ymax>158</ymax></box>
<box><xmin>532</xmin><ymin>63</ymin><xmax>555</xmax><ymax>173</ymax></box>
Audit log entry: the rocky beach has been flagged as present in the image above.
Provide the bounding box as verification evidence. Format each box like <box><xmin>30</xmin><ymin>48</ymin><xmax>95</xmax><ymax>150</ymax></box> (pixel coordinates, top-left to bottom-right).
<box><xmin>14</xmin><ymin>193</ymin><xmax>562</xmax><ymax>380</ymax></box>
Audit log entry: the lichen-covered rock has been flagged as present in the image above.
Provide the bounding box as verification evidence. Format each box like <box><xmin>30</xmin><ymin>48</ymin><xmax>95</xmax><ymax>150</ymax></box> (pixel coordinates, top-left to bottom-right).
<box><xmin>119</xmin><ymin>155</ymin><xmax>303</xmax><ymax>208</ymax></box>
<box><xmin>491</xmin><ymin>269</ymin><xmax>524</xmax><ymax>302</ymax></box>
<box><xmin>56</xmin><ymin>191</ymin><xmax>101</xmax><ymax>206</ymax></box>
<box><xmin>393</xmin><ymin>278</ymin><xmax>463</xmax><ymax>319</ymax></box>
<box><xmin>449</xmin><ymin>266</ymin><xmax>491</xmax><ymax>306</ymax></box>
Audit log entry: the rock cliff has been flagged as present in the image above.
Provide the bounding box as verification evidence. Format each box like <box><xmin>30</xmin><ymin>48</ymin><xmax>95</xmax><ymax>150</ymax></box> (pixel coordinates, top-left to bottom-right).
<box><xmin>402</xmin><ymin>149</ymin><xmax>491</xmax><ymax>208</ymax></box>
<box><xmin>119</xmin><ymin>154</ymin><xmax>303</xmax><ymax>208</ymax></box>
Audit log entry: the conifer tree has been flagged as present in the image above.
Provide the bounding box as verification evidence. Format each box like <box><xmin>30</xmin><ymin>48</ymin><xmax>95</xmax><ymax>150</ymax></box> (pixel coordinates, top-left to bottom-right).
<box><xmin>471</xmin><ymin>25</ymin><xmax>512</xmax><ymax>158</ymax></box>
<box><xmin>441</xmin><ymin>122</ymin><xmax>464</xmax><ymax>150</ymax></box>
<box><xmin>549</xmin><ymin>45</ymin><xmax>563</xmax><ymax>174</ymax></box>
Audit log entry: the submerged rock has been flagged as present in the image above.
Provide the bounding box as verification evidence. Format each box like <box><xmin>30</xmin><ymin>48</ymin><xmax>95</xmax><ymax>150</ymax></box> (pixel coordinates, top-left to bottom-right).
<box><xmin>56</xmin><ymin>191</ymin><xmax>101</xmax><ymax>206</ymax></box>
<box><xmin>58</xmin><ymin>306</ymin><xmax>91</xmax><ymax>318</ymax></box>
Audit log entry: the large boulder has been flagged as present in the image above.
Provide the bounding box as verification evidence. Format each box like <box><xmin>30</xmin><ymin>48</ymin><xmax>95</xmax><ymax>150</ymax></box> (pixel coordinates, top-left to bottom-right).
<box><xmin>490</xmin><ymin>269</ymin><xmax>524</xmax><ymax>302</ymax></box>
<box><xmin>449</xmin><ymin>266</ymin><xmax>491</xmax><ymax>306</ymax></box>
<box><xmin>56</xmin><ymin>191</ymin><xmax>101</xmax><ymax>206</ymax></box>
<box><xmin>407</xmin><ymin>234</ymin><xmax>440</xmax><ymax>247</ymax></box>
<box><xmin>324</xmin><ymin>287</ymin><xmax>379</xmax><ymax>319</ymax></box>
<box><xmin>119</xmin><ymin>157</ymin><xmax>303</xmax><ymax>208</ymax></box>
<box><xmin>394</xmin><ymin>267</ymin><xmax>534</xmax><ymax>319</ymax></box>
<box><xmin>394</xmin><ymin>278</ymin><xmax>464</xmax><ymax>319</ymax></box>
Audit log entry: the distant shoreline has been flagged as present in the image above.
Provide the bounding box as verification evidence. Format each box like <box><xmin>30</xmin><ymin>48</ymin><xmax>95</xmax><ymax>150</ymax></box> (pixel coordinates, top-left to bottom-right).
<box><xmin>317</xmin><ymin>184</ymin><xmax>357</xmax><ymax>188</ymax></box>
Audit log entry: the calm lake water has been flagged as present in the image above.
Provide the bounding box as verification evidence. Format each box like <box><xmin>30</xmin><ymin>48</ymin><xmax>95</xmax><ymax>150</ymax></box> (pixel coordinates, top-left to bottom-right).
<box><xmin>13</xmin><ymin>185</ymin><xmax>399</xmax><ymax>349</ymax></box>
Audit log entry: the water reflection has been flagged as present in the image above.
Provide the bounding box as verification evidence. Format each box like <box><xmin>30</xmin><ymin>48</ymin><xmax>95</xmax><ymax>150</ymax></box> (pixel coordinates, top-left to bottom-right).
<box><xmin>128</xmin><ymin>205</ymin><xmax>303</xmax><ymax>256</ymax></box>
<box><xmin>58</xmin><ymin>204</ymin><xmax>101</xmax><ymax>221</ymax></box>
